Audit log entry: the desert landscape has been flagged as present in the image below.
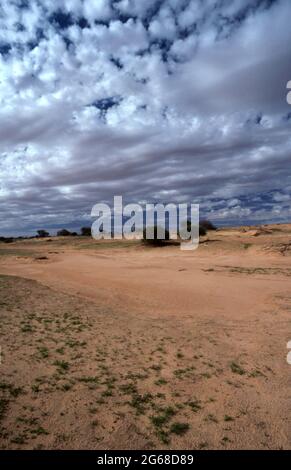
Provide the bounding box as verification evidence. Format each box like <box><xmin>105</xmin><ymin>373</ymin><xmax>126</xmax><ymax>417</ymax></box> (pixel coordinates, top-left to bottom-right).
<box><xmin>0</xmin><ymin>224</ymin><xmax>290</xmax><ymax>450</ymax></box>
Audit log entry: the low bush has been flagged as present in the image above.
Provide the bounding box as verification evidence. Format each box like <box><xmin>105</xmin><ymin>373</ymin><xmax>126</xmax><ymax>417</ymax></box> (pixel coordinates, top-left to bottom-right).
<box><xmin>57</xmin><ymin>229</ymin><xmax>72</xmax><ymax>237</ymax></box>
<box><xmin>184</xmin><ymin>220</ymin><xmax>207</xmax><ymax>237</ymax></box>
<box><xmin>81</xmin><ymin>227</ymin><xmax>91</xmax><ymax>236</ymax></box>
<box><xmin>142</xmin><ymin>225</ymin><xmax>170</xmax><ymax>246</ymax></box>
<box><xmin>37</xmin><ymin>230</ymin><xmax>49</xmax><ymax>238</ymax></box>
<box><xmin>200</xmin><ymin>219</ymin><xmax>217</xmax><ymax>231</ymax></box>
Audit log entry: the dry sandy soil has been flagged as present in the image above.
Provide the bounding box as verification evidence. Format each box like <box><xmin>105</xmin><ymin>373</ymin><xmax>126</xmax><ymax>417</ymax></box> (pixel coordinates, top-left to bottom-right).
<box><xmin>0</xmin><ymin>224</ymin><xmax>290</xmax><ymax>450</ymax></box>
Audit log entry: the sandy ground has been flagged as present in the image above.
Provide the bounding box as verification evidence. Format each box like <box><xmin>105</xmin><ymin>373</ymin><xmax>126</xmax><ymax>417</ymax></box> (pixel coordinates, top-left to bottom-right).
<box><xmin>0</xmin><ymin>224</ymin><xmax>290</xmax><ymax>449</ymax></box>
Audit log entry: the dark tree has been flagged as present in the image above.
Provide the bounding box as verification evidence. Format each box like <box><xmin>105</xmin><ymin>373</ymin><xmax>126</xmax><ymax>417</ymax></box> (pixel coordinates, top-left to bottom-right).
<box><xmin>81</xmin><ymin>227</ymin><xmax>91</xmax><ymax>236</ymax></box>
<box><xmin>185</xmin><ymin>220</ymin><xmax>207</xmax><ymax>237</ymax></box>
<box><xmin>199</xmin><ymin>220</ymin><xmax>217</xmax><ymax>231</ymax></box>
<box><xmin>142</xmin><ymin>225</ymin><xmax>170</xmax><ymax>246</ymax></box>
<box><xmin>37</xmin><ymin>230</ymin><xmax>49</xmax><ymax>238</ymax></box>
<box><xmin>0</xmin><ymin>237</ymin><xmax>14</xmax><ymax>243</ymax></box>
<box><xmin>57</xmin><ymin>229</ymin><xmax>72</xmax><ymax>237</ymax></box>
<box><xmin>199</xmin><ymin>225</ymin><xmax>207</xmax><ymax>236</ymax></box>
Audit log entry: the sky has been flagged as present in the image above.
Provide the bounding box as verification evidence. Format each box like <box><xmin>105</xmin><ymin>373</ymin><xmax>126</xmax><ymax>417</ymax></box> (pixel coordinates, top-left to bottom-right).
<box><xmin>0</xmin><ymin>0</ymin><xmax>291</xmax><ymax>236</ymax></box>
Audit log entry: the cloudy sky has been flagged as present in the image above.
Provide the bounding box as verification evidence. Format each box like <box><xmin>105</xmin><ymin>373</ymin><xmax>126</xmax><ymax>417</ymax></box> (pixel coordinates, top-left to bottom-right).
<box><xmin>0</xmin><ymin>0</ymin><xmax>291</xmax><ymax>235</ymax></box>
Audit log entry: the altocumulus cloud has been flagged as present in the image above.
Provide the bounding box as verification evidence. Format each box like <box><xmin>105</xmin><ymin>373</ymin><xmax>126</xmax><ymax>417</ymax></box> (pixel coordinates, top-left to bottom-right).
<box><xmin>0</xmin><ymin>0</ymin><xmax>291</xmax><ymax>235</ymax></box>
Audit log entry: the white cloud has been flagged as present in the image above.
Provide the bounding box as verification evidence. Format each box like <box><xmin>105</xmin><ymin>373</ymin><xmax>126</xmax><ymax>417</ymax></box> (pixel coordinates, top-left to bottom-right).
<box><xmin>0</xmin><ymin>0</ymin><xmax>291</xmax><ymax>234</ymax></box>
<box><xmin>148</xmin><ymin>6</ymin><xmax>176</xmax><ymax>40</ymax></box>
<box><xmin>83</xmin><ymin>0</ymin><xmax>112</xmax><ymax>23</ymax></box>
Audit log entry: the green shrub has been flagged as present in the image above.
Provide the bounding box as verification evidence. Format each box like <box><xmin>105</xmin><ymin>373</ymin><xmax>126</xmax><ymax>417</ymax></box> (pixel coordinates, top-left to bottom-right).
<box><xmin>200</xmin><ymin>220</ymin><xmax>217</xmax><ymax>231</ymax></box>
<box><xmin>142</xmin><ymin>225</ymin><xmax>170</xmax><ymax>246</ymax></box>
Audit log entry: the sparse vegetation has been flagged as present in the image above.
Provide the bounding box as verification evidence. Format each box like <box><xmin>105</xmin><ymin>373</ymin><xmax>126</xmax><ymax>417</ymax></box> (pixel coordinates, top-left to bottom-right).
<box><xmin>170</xmin><ymin>422</ymin><xmax>190</xmax><ymax>435</ymax></box>
<box><xmin>53</xmin><ymin>360</ymin><xmax>69</xmax><ymax>372</ymax></box>
<box><xmin>230</xmin><ymin>362</ymin><xmax>245</xmax><ymax>375</ymax></box>
<box><xmin>224</xmin><ymin>415</ymin><xmax>234</xmax><ymax>422</ymax></box>
<box><xmin>151</xmin><ymin>406</ymin><xmax>176</xmax><ymax>427</ymax></box>
<box><xmin>187</xmin><ymin>400</ymin><xmax>202</xmax><ymax>412</ymax></box>
<box><xmin>37</xmin><ymin>346</ymin><xmax>49</xmax><ymax>359</ymax></box>
<box><xmin>154</xmin><ymin>378</ymin><xmax>167</xmax><ymax>386</ymax></box>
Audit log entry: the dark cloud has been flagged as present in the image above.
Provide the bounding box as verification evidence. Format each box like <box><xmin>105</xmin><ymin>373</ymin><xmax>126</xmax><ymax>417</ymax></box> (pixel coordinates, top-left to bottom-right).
<box><xmin>0</xmin><ymin>0</ymin><xmax>291</xmax><ymax>235</ymax></box>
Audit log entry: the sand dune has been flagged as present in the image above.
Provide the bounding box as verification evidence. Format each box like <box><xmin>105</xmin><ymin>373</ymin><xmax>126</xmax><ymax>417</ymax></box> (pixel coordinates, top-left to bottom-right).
<box><xmin>0</xmin><ymin>225</ymin><xmax>290</xmax><ymax>449</ymax></box>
